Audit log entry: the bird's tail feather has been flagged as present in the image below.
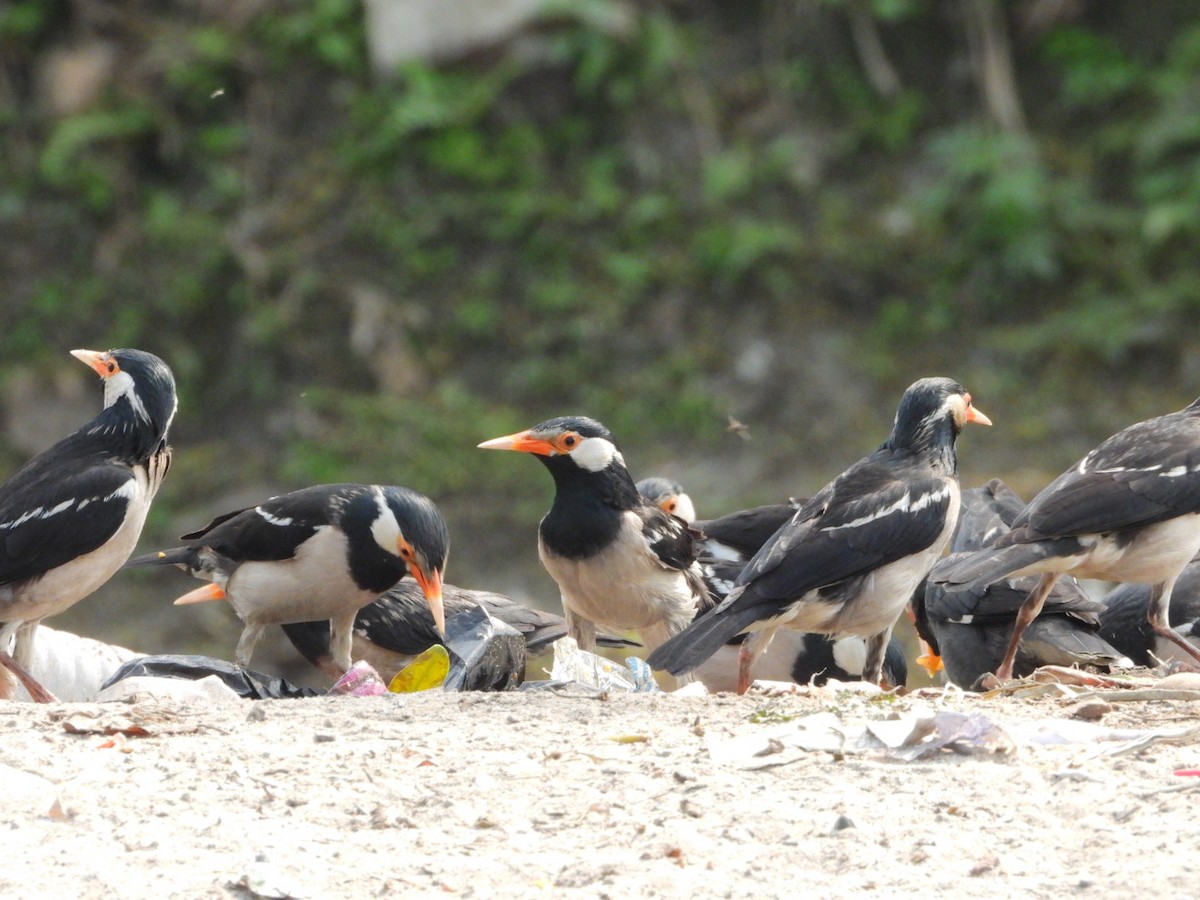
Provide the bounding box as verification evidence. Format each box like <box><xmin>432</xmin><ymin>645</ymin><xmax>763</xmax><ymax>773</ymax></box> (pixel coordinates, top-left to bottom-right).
<box><xmin>1021</xmin><ymin>618</ymin><xmax>1132</xmax><ymax>669</ymax></box>
<box><xmin>932</xmin><ymin>539</ymin><xmax>1076</xmax><ymax>588</ymax></box>
<box><xmin>646</xmin><ymin>604</ymin><xmax>765</xmax><ymax>676</ymax></box>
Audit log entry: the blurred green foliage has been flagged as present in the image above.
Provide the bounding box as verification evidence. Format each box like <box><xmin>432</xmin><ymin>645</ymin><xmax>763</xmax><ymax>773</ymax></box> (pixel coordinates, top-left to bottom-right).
<box><xmin>3</xmin><ymin>0</ymin><xmax>1200</xmax><ymax>516</ymax></box>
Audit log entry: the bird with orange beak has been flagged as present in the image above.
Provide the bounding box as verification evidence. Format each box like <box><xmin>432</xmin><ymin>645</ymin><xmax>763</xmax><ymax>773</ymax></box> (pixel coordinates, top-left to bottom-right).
<box><xmin>479</xmin><ymin>416</ymin><xmax>710</xmax><ymax>659</ymax></box>
<box><xmin>649</xmin><ymin>377</ymin><xmax>991</xmax><ymax>691</ymax></box>
<box><xmin>126</xmin><ymin>483</ymin><xmax>447</xmax><ymax>675</ymax></box>
<box><xmin>0</xmin><ymin>348</ymin><xmax>176</xmax><ymax>701</ymax></box>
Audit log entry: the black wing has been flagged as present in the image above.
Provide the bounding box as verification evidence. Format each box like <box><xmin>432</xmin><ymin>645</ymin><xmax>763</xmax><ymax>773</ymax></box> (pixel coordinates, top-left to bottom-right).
<box><xmin>953</xmin><ymin>479</ymin><xmax>1025</xmax><ymax>553</ymax></box>
<box><xmin>728</xmin><ymin>463</ymin><xmax>953</xmax><ymax>609</ymax></box>
<box><xmin>695</xmin><ymin>503</ymin><xmax>798</xmax><ymax>560</ymax></box>
<box><xmin>642</xmin><ymin>507</ymin><xmax>700</xmax><ymax>572</ymax></box>
<box><xmin>181</xmin><ymin>485</ymin><xmax>352</xmax><ymax>562</ymax></box>
<box><xmin>0</xmin><ymin>463</ymin><xmax>134</xmax><ymax>587</ymax></box>
<box><xmin>1015</xmin><ymin>411</ymin><xmax>1200</xmax><ymax>539</ymax></box>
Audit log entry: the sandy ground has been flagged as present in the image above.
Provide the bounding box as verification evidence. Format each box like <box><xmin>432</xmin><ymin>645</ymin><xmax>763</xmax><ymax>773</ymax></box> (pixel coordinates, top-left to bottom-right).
<box><xmin>2</xmin><ymin>674</ymin><xmax>1200</xmax><ymax>900</ymax></box>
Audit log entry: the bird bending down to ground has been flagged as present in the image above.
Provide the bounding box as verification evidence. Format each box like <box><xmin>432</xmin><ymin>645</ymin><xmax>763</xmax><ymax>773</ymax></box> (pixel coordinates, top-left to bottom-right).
<box><xmin>934</xmin><ymin>397</ymin><xmax>1200</xmax><ymax>680</ymax></box>
<box><xmin>1098</xmin><ymin>556</ymin><xmax>1200</xmax><ymax>668</ymax></box>
<box><xmin>647</xmin><ymin>377</ymin><xmax>991</xmax><ymax>692</ymax></box>
<box><xmin>478</xmin><ymin>417</ymin><xmax>710</xmax><ymax>656</ymax></box>
<box><xmin>0</xmin><ymin>348</ymin><xmax>176</xmax><ymax>701</ymax></box>
<box><xmin>280</xmin><ymin>581</ymin><xmax>640</xmax><ymax>682</ymax></box>
<box><xmin>127</xmin><ymin>484</ymin><xmax>447</xmax><ymax>673</ymax></box>
<box><xmin>918</xmin><ymin>479</ymin><xmax>1128</xmax><ymax>689</ymax></box>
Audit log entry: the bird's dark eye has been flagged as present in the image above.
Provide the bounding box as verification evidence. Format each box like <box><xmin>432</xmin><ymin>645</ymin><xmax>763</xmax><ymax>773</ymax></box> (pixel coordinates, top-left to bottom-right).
<box><xmin>666</xmin><ymin>501</ymin><xmax>676</xmax><ymax>512</ymax></box>
<box><xmin>562</xmin><ymin>434</ymin><xmax>578</xmax><ymax>448</ymax></box>
<box><xmin>106</xmin><ymin>362</ymin><xmax>116</xmax><ymax>374</ymax></box>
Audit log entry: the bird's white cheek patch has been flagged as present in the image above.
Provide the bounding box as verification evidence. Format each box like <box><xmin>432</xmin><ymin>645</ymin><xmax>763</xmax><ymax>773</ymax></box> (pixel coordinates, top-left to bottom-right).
<box><xmin>571</xmin><ymin>437</ymin><xmax>623</xmax><ymax>473</ymax></box>
<box><xmin>370</xmin><ymin>493</ymin><xmax>402</xmax><ymax>556</ymax></box>
<box><xmin>831</xmin><ymin>636</ymin><xmax>867</xmax><ymax>677</ymax></box>
<box><xmin>105</xmin><ymin>370</ymin><xmax>150</xmax><ymax>421</ymax></box>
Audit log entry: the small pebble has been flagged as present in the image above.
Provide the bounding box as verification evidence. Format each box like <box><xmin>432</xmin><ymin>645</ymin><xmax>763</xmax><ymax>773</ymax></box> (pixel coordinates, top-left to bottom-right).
<box><xmin>830</xmin><ymin>814</ymin><xmax>855</xmax><ymax>833</ymax></box>
<box><xmin>1066</xmin><ymin>699</ymin><xmax>1112</xmax><ymax>721</ymax></box>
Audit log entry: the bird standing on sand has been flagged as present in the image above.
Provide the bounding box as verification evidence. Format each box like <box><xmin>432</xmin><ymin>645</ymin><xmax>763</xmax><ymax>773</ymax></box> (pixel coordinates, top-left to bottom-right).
<box><xmin>918</xmin><ymin>479</ymin><xmax>1128</xmax><ymax>689</ymax></box>
<box><xmin>127</xmin><ymin>483</ymin><xmax>447</xmax><ymax>673</ymax></box>
<box><xmin>934</xmin><ymin>397</ymin><xmax>1200</xmax><ymax>680</ymax></box>
<box><xmin>0</xmin><ymin>348</ymin><xmax>176</xmax><ymax>701</ymax></box>
<box><xmin>1098</xmin><ymin>559</ymin><xmax>1200</xmax><ymax>668</ymax></box>
<box><xmin>648</xmin><ymin>377</ymin><xmax>991</xmax><ymax>692</ymax></box>
<box><xmin>640</xmin><ymin>477</ymin><xmax>907</xmax><ymax>689</ymax></box>
<box><xmin>478</xmin><ymin>417</ymin><xmax>710</xmax><ymax>655</ymax></box>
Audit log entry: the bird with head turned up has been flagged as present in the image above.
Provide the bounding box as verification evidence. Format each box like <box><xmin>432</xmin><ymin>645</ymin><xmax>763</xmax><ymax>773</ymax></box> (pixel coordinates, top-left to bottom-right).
<box><xmin>0</xmin><ymin>348</ymin><xmax>176</xmax><ymax>702</ymax></box>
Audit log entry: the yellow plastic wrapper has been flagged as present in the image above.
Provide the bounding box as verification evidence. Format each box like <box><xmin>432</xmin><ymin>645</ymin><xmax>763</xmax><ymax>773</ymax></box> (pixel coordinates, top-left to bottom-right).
<box><xmin>388</xmin><ymin>645</ymin><xmax>449</xmax><ymax>693</ymax></box>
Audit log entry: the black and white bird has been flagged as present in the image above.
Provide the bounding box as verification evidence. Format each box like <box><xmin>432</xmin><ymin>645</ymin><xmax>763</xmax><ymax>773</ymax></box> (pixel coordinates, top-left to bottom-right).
<box><xmin>935</xmin><ymin>397</ymin><xmax>1200</xmax><ymax>680</ymax></box>
<box><xmin>635</xmin><ymin>477</ymin><xmax>697</xmax><ymax>527</ymax></box>
<box><xmin>126</xmin><ymin>484</ymin><xmax>448</xmax><ymax>674</ymax></box>
<box><xmin>478</xmin><ymin>417</ymin><xmax>711</xmax><ymax>656</ymax></box>
<box><xmin>640</xmin><ymin>478</ymin><xmax>908</xmax><ymax>689</ymax></box>
<box><xmin>695</xmin><ymin>630</ymin><xmax>909</xmax><ymax>692</ymax></box>
<box><xmin>647</xmin><ymin>377</ymin><xmax>991</xmax><ymax>692</ymax></box>
<box><xmin>917</xmin><ymin>479</ymin><xmax>1128</xmax><ymax>689</ymax></box>
<box><xmin>280</xmin><ymin>581</ymin><xmax>640</xmax><ymax>682</ymax></box>
<box><xmin>1098</xmin><ymin>556</ymin><xmax>1200</xmax><ymax>668</ymax></box>
<box><xmin>637</xmin><ymin>475</ymin><xmax>800</xmax><ymax>564</ymax></box>
<box><xmin>0</xmin><ymin>348</ymin><xmax>176</xmax><ymax>702</ymax></box>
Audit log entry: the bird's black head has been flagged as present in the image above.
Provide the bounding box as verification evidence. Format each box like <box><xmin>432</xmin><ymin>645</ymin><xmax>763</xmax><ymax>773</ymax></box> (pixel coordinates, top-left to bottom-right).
<box><xmin>74</xmin><ymin>347</ymin><xmax>177</xmax><ymax>461</ymax></box>
<box><xmin>479</xmin><ymin>414</ymin><xmax>641</xmax><ymax>516</ymax></box>
<box><xmin>883</xmin><ymin>377</ymin><xmax>991</xmax><ymax>461</ymax></box>
<box><xmin>343</xmin><ymin>485</ymin><xmax>450</xmax><ymax>634</ymax></box>
<box><xmin>636</xmin><ymin>476</ymin><xmax>696</xmax><ymax>524</ymax></box>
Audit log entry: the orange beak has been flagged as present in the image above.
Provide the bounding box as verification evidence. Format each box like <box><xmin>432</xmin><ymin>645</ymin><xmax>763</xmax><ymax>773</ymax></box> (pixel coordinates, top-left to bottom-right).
<box><xmin>477</xmin><ymin>429</ymin><xmax>558</xmax><ymax>456</ymax></box>
<box><xmin>71</xmin><ymin>349</ymin><xmax>117</xmax><ymax>378</ymax></box>
<box><xmin>915</xmin><ymin>638</ymin><xmax>944</xmax><ymax>677</ymax></box>
<box><xmin>409</xmin><ymin>564</ymin><xmax>445</xmax><ymax>636</ymax></box>
<box><xmin>963</xmin><ymin>394</ymin><xmax>992</xmax><ymax>427</ymax></box>
<box><xmin>173</xmin><ymin>583</ymin><xmax>227</xmax><ymax>605</ymax></box>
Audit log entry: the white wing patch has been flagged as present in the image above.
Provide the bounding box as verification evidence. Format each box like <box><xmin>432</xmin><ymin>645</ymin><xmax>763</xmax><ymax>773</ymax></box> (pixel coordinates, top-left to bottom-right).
<box><xmin>256</xmin><ymin>506</ymin><xmax>295</xmax><ymax>527</ymax></box>
<box><xmin>826</xmin><ymin>485</ymin><xmax>950</xmax><ymax>533</ymax></box>
<box><xmin>0</xmin><ymin>480</ymin><xmax>136</xmax><ymax>530</ymax></box>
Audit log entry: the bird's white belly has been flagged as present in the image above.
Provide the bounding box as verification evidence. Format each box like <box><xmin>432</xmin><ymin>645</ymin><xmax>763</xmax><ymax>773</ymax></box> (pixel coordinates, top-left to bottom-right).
<box><xmin>1069</xmin><ymin>514</ymin><xmax>1200</xmax><ymax>583</ymax></box>
<box><xmin>227</xmin><ymin>527</ymin><xmax>384</xmax><ymax>626</ymax></box>
<box><xmin>539</xmin><ymin>516</ymin><xmax>698</xmax><ymax>634</ymax></box>
<box><xmin>694</xmin><ymin>631</ymin><xmax>819</xmax><ymax>693</ymax></box>
<box><xmin>779</xmin><ymin>491</ymin><xmax>960</xmax><ymax>637</ymax></box>
<box><xmin>2</xmin><ymin>472</ymin><xmax>152</xmax><ymax>622</ymax></box>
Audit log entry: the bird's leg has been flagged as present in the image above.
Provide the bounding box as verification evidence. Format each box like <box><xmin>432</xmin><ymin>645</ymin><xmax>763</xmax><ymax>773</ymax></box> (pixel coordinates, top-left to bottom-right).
<box><xmin>995</xmin><ymin>572</ymin><xmax>1059</xmax><ymax>680</ymax></box>
<box><xmin>1147</xmin><ymin>579</ymin><xmax>1200</xmax><ymax>667</ymax></box>
<box><xmin>328</xmin><ymin>611</ymin><xmax>357</xmax><ymax>674</ymax></box>
<box><xmin>14</xmin><ymin>620</ymin><xmax>38</xmax><ymax>668</ymax></box>
<box><xmin>863</xmin><ymin>627</ymin><xmax>892</xmax><ymax>686</ymax></box>
<box><xmin>737</xmin><ymin>628</ymin><xmax>777</xmax><ymax>695</ymax></box>
<box><xmin>0</xmin><ymin>650</ymin><xmax>58</xmax><ymax>703</ymax></box>
<box><xmin>564</xmin><ymin>606</ymin><xmax>597</xmax><ymax>653</ymax></box>
<box><xmin>234</xmin><ymin>623</ymin><xmax>265</xmax><ymax>668</ymax></box>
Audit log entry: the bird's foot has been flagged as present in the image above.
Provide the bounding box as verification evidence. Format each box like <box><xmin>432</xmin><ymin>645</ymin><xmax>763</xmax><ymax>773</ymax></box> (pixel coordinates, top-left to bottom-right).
<box><xmin>0</xmin><ymin>650</ymin><xmax>58</xmax><ymax>703</ymax></box>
